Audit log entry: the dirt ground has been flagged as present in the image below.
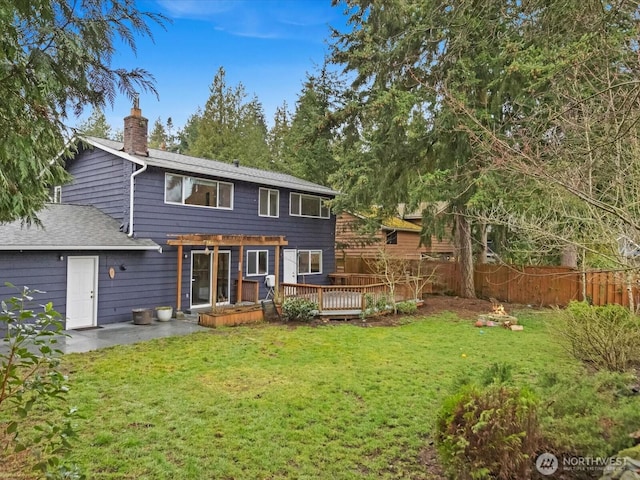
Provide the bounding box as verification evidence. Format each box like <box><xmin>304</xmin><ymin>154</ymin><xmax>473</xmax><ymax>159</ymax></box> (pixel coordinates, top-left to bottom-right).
<box><xmin>323</xmin><ymin>294</ymin><xmax>506</xmax><ymax>327</ymax></box>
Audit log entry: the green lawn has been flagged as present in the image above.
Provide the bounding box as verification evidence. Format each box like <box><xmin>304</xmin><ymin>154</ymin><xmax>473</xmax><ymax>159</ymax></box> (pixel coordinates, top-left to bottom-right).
<box><xmin>53</xmin><ymin>310</ymin><xmax>633</xmax><ymax>479</ymax></box>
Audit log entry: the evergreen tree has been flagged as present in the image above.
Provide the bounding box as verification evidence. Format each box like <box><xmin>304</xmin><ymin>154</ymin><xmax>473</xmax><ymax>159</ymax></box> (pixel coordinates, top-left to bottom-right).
<box><xmin>77</xmin><ymin>108</ymin><xmax>113</xmax><ymax>139</ymax></box>
<box><xmin>330</xmin><ymin>0</ymin><xmax>516</xmax><ymax>297</ymax></box>
<box><xmin>176</xmin><ymin>110</ymin><xmax>202</xmax><ymax>154</ymax></box>
<box><xmin>282</xmin><ymin>66</ymin><xmax>341</xmax><ymax>187</ymax></box>
<box><xmin>268</xmin><ymin>101</ymin><xmax>292</xmax><ymax>171</ymax></box>
<box><xmin>189</xmin><ymin>67</ymin><xmax>270</xmax><ymax>168</ymax></box>
<box><xmin>148</xmin><ymin>116</ymin><xmax>168</xmax><ymax>149</ymax></box>
<box><xmin>0</xmin><ymin>0</ymin><xmax>164</xmax><ymax>223</ymax></box>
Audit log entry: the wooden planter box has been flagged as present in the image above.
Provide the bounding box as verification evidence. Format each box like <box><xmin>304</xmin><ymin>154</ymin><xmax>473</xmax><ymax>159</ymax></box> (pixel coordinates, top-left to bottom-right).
<box><xmin>198</xmin><ymin>305</ymin><xmax>263</xmax><ymax>328</ymax></box>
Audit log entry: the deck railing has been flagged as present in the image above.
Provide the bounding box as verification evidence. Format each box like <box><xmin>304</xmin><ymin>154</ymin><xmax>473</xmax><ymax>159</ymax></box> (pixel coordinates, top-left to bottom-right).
<box><xmin>281</xmin><ymin>282</ymin><xmax>412</xmax><ymax>313</ymax></box>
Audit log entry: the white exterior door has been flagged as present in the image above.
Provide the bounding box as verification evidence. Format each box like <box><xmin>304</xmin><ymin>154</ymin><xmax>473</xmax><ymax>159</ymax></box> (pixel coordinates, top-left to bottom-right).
<box><xmin>283</xmin><ymin>249</ymin><xmax>297</xmax><ymax>284</ymax></box>
<box><xmin>66</xmin><ymin>256</ymin><xmax>98</xmax><ymax>329</ymax></box>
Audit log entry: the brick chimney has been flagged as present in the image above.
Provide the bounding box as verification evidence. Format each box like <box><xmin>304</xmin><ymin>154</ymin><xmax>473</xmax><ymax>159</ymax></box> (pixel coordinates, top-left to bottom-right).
<box><xmin>123</xmin><ymin>98</ymin><xmax>148</xmax><ymax>156</ymax></box>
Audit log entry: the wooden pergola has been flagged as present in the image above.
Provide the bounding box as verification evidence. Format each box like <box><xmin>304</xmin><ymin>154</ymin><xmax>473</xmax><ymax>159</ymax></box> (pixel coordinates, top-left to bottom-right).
<box><xmin>166</xmin><ymin>234</ymin><xmax>289</xmax><ymax>312</ymax></box>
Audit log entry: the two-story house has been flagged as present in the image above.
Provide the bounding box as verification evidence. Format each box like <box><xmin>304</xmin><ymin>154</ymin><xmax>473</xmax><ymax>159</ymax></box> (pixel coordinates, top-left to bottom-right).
<box><xmin>0</xmin><ymin>106</ymin><xmax>337</xmax><ymax>329</ymax></box>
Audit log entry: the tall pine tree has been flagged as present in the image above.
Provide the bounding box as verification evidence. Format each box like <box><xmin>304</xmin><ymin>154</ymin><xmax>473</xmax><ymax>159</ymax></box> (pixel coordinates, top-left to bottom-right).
<box><xmin>188</xmin><ymin>67</ymin><xmax>270</xmax><ymax>169</ymax></box>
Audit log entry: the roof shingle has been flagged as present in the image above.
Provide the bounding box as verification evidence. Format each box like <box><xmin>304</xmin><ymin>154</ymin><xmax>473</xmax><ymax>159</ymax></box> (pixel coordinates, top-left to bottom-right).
<box><xmin>0</xmin><ymin>204</ymin><xmax>160</xmax><ymax>251</ymax></box>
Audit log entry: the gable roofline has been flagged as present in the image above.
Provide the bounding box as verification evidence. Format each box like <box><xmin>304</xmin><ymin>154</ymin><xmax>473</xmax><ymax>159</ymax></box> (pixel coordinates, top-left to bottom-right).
<box><xmin>77</xmin><ymin>136</ymin><xmax>338</xmax><ymax>197</ymax></box>
<box><xmin>345</xmin><ymin>211</ymin><xmax>421</xmax><ymax>233</ymax></box>
<box><xmin>0</xmin><ymin>245</ymin><xmax>159</xmax><ymax>251</ymax></box>
<box><xmin>0</xmin><ymin>204</ymin><xmax>161</xmax><ymax>252</ymax></box>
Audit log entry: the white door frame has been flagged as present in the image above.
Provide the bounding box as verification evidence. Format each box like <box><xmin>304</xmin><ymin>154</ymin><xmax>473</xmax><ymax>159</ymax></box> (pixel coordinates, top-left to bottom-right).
<box><xmin>190</xmin><ymin>250</ymin><xmax>232</xmax><ymax>309</ymax></box>
<box><xmin>191</xmin><ymin>251</ymin><xmax>212</xmax><ymax>309</ymax></box>
<box><xmin>216</xmin><ymin>250</ymin><xmax>231</xmax><ymax>306</ymax></box>
<box><xmin>283</xmin><ymin>249</ymin><xmax>297</xmax><ymax>284</ymax></box>
<box><xmin>65</xmin><ymin>256</ymin><xmax>98</xmax><ymax>329</ymax></box>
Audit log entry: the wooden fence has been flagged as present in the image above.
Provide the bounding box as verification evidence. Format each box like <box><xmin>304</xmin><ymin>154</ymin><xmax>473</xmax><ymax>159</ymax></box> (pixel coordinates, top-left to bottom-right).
<box><xmin>338</xmin><ymin>257</ymin><xmax>640</xmax><ymax>308</ymax></box>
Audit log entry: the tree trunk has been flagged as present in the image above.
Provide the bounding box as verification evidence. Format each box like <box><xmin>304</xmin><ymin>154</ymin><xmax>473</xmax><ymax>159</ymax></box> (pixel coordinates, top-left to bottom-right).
<box><xmin>560</xmin><ymin>244</ymin><xmax>578</xmax><ymax>268</ymax></box>
<box><xmin>626</xmin><ymin>270</ymin><xmax>635</xmax><ymax>313</ymax></box>
<box><xmin>456</xmin><ymin>213</ymin><xmax>476</xmax><ymax>298</ymax></box>
<box><xmin>477</xmin><ymin>222</ymin><xmax>488</xmax><ymax>264</ymax></box>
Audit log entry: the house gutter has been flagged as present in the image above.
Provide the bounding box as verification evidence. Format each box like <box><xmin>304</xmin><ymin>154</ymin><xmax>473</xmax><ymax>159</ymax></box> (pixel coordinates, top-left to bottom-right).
<box><xmin>128</xmin><ymin>161</ymin><xmax>147</xmax><ymax>237</ymax></box>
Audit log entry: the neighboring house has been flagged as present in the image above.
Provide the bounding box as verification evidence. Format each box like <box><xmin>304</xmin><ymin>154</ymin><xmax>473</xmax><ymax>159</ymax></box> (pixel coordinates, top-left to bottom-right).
<box><xmin>398</xmin><ymin>207</ymin><xmax>456</xmax><ymax>261</ymax></box>
<box><xmin>0</xmin><ymin>106</ymin><xmax>337</xmax><ymax>329</ymax></box>
<box><xmin>335</xmin><ymin>211</ymin><xmax>455</xmax><ymax>269</ymax></box>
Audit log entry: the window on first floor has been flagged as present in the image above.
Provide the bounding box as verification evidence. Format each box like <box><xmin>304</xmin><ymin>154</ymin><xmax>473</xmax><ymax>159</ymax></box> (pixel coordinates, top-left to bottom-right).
<box><xmin>386</xmin><ymin>230</ymin><xmax>398</xmax><ymax>245</ymax></box>
<box><xmin>297</xmin><ymin>250</ymin><xmax>322</xmax><ymax>275</ymax></box>
<box><xmin>289</xmin><ymin>193</ymin><xmax>330</xmax><ymax>218</ymax></box>
<box><xmin>247</xmin><ymin>250</ymin><xmax>268</xmax><ymax>276</ymax></box>
<box><xmin>259</xmin><ymin>188</ymin><xmax>279</xmax><ymax>217</ymax></box>
<box><xmin>165</xmin><ymin>173</ymin><xmax>233</xmax><ymax>209</ymax></box>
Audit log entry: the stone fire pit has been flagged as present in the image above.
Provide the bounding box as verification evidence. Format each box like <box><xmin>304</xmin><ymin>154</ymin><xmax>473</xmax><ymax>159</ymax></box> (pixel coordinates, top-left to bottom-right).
<box><xmin>476</xmin><ymin>302</ymin><xmax>523</xmax><ymax>331</ymax></box>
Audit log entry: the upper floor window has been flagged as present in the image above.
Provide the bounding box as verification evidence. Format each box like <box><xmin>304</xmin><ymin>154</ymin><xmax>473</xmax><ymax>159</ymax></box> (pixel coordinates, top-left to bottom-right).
<box><xmin>165</xmin><ymin>173</ymin><xmax>233</xmax><ymax>209</ymax></box>
<box><xmin>298</xmin><ymin>250</ymin><xmax>322</xmax><ymax>275</ymax></box>
<box><xmin>259</xmin><ymin>188</ymin><xmax>279</xmax><ymax>217</ymax></box>
<box><xmin>290</xmin><ymin>193</ymin><xmax>330</xmax><ymax>219</ymax></box>
<box><xmin>247</xmin><ymin>250</ymin><xmax>268</xmax><ymax>276</ymax></box>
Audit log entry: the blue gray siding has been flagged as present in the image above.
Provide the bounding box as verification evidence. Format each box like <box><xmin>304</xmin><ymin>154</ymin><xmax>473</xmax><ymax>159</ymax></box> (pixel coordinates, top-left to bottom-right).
<box><xmin>63</xmin><ymin>147</ymin><xmax>132</xmax><ymax>225</ymax></box>
<box><xmin>0</xmin><ymin>250</ymin><xmax>166</xmax><ymax>327</ymax></box>
<box><xmin>131</xmin><ymin>167</ymin><xmax>335</xmax><ymax>305</ymax></box>
<box><xmin>40</xmin><ymin>152</ymin><xmax>336</xmax><ymax>320</ymax></box>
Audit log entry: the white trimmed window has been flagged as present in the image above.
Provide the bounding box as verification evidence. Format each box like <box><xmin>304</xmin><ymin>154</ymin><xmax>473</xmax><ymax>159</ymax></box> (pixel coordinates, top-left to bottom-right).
<box><xmin>289</xmin><ymin>193</ymin><xmax>329</xmax><ymax>218</ymax></box>
<box><xmin>49</xmin><ymin>186</ymin><xmax>62</xmax><ymax>203</ymax></box>
<box><xmin>259</xmin><ymin>188</ymin><xmax>279</xmax><ymax>217</ymax></box>
<box><xmin>165</xmin><ymin>173</ymin><xmax>233</xmax><ymax>209</ymax></box>
<box><xmin>297</xmin><ymin>250</ymin><xmax>322</xmax><ymax>275</ymax></box>
<box><xmin>247</xmin><ymin>250</ymin><xmax>268</xmax><ymax>276</ymax></box>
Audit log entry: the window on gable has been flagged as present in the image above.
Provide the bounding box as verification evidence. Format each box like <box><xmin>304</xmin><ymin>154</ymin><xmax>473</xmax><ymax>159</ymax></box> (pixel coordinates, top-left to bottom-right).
<box><xmin>290</xmin><ymin>193</ymin><xmax>329</xmax><ymax>219</ymax></box>
<box><xmin>297</xmin><ymin>250</ymin><xmax>322</xmax><ymax>275</ymax></box>
<box><xmin>165</xmin><ymin>173</ymin><xmax>233</xmax><ymax>209</ymax></box>
<box><xmin>386</xmin><ymin>230</ymin><xmax>398</xmax><ymax>245</ymax></box>
<box><xmin>49</xmin><ymin>186</ymin><xmax>61</xmax><ymax>204</ymax></box>
<box><xmin>259</xmin><ymin>188</ymin><xmax>279</xmax><ymax>217</ymax></box>
<box><xmin>247</xmin><ymin>250</ymin><xmax>268</xmax><ymax>276</ymax></box>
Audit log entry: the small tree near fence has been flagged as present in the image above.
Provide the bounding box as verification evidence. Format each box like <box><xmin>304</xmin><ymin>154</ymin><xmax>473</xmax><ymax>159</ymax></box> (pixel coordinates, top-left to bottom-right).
<box><xmin>366</xmin><ymin>250</ymin><xmax>439</xmax><ymax>313</ymax></box>
<box><xmin>406</xmin><ymin>261</ymin><xmax>440</xmax><ymax>301</ymax></box>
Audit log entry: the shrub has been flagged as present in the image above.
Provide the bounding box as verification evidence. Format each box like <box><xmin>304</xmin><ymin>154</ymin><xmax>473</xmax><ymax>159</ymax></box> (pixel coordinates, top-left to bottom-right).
<box><xmin>282</xmin><ymin>297</ymin><xmax>318</xmax><ymax>322</ymax></box>
<box><xmin>535</xmin><ymin>369</ymin><xmax>640</xmax><ymax>458</ymax></box>
<box><xmin>435</xmin><ymin>384</ymin><xmax>542</xmax><ymax>480</ymax></box>
<box><xmin>0</xmin><ymin>284</ymin><xmax>79</xmax><ymax>476</ymax></box>
<box><xmin>557</xmin><ymin>301</ymin><xmax>640</xmax><ymax>372</ymax></box>
<box><xmin>396</xmin><ymin>300</ymin><xmax>418</xmax><ymax>315</ymax></box>
<box><xmin>375</xmin><ymin>296</ymin><xmax>390</xmax><ymax>312</ymax></box>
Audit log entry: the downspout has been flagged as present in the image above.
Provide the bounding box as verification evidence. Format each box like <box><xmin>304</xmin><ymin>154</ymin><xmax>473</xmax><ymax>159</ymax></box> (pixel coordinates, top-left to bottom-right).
<box><xmin>128</xmin><ymin>162</ymin><xmax>147</xmax><ymax>237</ymax></box>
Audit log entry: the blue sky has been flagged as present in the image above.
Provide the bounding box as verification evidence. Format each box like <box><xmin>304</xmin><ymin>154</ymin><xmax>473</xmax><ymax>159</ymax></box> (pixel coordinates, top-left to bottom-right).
<box><xmin>98</xmin><ymin>0</ymin><xmax>348</xmax><ymax>133</ymax></box>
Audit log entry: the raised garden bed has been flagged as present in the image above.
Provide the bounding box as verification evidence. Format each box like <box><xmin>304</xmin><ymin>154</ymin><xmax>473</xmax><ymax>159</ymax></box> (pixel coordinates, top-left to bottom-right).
<box><xmin>198</xmin><ymin>305</ymin><xmax>263</xmax><ymax>328</ymax></box>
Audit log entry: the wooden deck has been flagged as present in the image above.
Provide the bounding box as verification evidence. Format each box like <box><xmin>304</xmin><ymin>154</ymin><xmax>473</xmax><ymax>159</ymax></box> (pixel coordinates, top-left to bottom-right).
<box><xmin>281</xmin><ymin>282</ymin><xmax>412</xmax><ymax>318</ymax></box>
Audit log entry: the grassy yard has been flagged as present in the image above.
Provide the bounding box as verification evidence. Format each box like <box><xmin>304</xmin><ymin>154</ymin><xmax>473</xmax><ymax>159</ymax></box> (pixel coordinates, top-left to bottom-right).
<box><xmin>16</xmin><ymin>309</ymin><xmax>640</xmax><ymax>478</ymax></box>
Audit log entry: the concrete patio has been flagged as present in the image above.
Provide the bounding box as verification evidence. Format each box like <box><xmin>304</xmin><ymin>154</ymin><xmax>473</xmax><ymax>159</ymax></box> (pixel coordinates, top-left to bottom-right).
<box><xmin>1</xmin><ymin>317</ymin><xmax>208</xmax><ymax>355</ymax></box>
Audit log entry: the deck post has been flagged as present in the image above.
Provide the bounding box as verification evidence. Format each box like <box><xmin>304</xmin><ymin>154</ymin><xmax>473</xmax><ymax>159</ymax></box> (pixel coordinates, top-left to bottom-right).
<box><xmin>212</xmin><ymin>245</ymin><xmax>219</xmax><ymax>307</ymax></box>
<box><xmin>317</xmin><ymin>286</ymin><xmax>323</xmax><ymax>314</ymax></box>
<box><xmin>176</xmin><ymin>244</ymin><xmax>183</xmax><ymax>312</ymax></box>
<box><xmin>237</xmin><ymin>244</ymin><xmax>244</xmax><ymax>303</ymax></box>
<box><xmin>274</xmin><ymin>246</ymin><xmax>281</xmax><ymax>299</ymax></box>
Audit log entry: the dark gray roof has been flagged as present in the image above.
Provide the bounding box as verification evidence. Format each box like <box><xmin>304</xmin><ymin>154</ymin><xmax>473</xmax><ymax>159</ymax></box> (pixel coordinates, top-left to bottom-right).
<box><xmin>82</xmin><ymin>137</ymin><xmax>338</xmax><ymax>197</ymax></box>
<box><xmin>0</xmin><ymin>204</ymin><xmax>160</xmax><ymax>251</ymax></box>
